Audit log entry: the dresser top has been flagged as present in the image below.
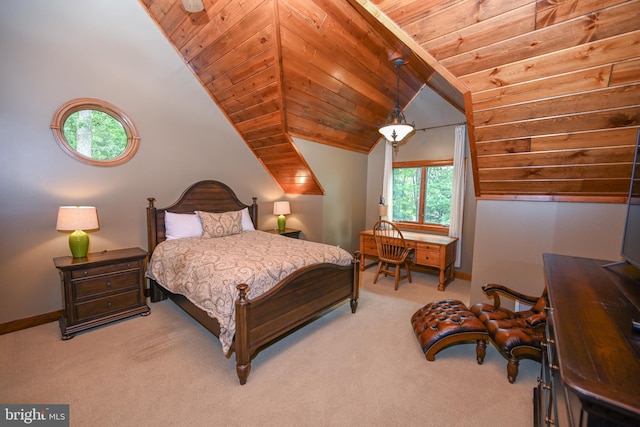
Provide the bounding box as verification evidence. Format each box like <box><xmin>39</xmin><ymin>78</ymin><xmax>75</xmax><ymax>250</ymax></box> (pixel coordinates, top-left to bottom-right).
<box><xmin>543</xmin><ymin>253</ymin><xmax>640</xmax><ymax>420</ymax></box>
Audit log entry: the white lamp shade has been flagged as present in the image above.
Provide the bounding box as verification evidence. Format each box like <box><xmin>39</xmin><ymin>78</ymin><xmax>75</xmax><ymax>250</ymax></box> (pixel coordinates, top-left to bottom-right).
<box><xmin>182</xmin><ymin>0</ymin><xmax>204</xmax><ymax>12</ymax></box>
<box><xmin>378</xmin><ymin>123</ymin><xmax>414</xmax><ymax>142</ymax></box>
<box><xmin>56</xmin><ymin>206</ymin><xmax>99</xmax><ymax>231</ymax></box>
<box><xmin>273</xmin><ymin>201</ymin><xmax>291</xmax><ymax>215</ymax></box>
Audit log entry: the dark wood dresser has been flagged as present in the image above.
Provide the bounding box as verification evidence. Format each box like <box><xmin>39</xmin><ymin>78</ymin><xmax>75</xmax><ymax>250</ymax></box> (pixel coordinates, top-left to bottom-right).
<box><xmin>536</xmin><ymin>254</ymin><xmax>640</xmax><ymax>426</ymax></box>
<box><xmin>54</xmin><ymin>247</ymin><xmax>150</xmax><ymax>339</ymax></box>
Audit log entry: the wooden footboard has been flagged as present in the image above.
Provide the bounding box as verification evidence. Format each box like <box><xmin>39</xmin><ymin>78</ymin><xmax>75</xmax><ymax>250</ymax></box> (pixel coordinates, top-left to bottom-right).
<box><xmin>235</xmin><ymin>256</ymin><xmax>360</xmax><ymax>384</ymax></box>
<box><xmin>150</xmin><ymin>255</ymin><xmax>360</xmax><ymax>385</ymax></box>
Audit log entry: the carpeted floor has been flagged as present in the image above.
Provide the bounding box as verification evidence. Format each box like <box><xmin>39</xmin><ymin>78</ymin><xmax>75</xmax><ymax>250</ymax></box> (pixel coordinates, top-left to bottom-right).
<box><xmin>0</xmin><ymin>269</ymin><xmax>539</xmax><ymax>426</ymax></box>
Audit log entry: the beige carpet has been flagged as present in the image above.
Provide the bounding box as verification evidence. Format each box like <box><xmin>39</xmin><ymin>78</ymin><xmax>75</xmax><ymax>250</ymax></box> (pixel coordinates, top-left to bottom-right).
<box><xmin>0</xmin><ymin>269</ymin><xmax>539</xmax><ymax>426</ymax></box>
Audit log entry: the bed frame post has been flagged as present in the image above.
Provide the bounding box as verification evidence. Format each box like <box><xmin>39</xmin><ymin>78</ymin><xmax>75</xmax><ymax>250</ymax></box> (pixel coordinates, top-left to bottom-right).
<box><xmin>146</xmin><ymin>197</ymin><xmax>167</xmax><ymax>303</ymax></box>
<box><xmin>351</xmin><ymin>251</ymin><xmax>360</xmax><ymax>313</ymax></box>
<box><xmin>235</xmin><ymin>284</ymin><xmax>251</xmax><ymax>385</ymax></box>
<box><xmin>147</xmin><ymin>198</ymin><xmax>158</xmax><ymax>253</ymax></box>
<box><xmin>250</xmin><ymin>197</ymin><xmax>258</xmax><ymax>229</ymax></box>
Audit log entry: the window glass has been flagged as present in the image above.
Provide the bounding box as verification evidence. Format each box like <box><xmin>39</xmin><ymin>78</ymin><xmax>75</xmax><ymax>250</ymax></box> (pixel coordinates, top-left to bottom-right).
<box><xmin>63</xmin><ymin>110</ymin><xmax>127</xmax><ymax>160</ymax></box>
<box><xmin>392</xmin><ymin>161</ymin><xmax>453</xmax><ymax>229</ymax></box>
<box><xmin>424</xmin><ymin>166</ymin><xmax>453</xmax><ymax>226</ymax></box>
<box><xmin>392</xmin><ymin>167</ymin><xmax>421</xmax><ymax>222</ymax></box>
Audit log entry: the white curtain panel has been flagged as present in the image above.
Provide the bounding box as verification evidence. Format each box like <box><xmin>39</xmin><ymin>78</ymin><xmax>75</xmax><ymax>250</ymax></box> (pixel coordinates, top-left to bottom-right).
<box><xmin>449</xmin><ymin>125</ymin><xmax>467</xmax><ymax>268</ymax></box>
<box><xmin>382</xmin><ymin>140</ymin><xmax>394</xmax><ymax>220</ymax></box>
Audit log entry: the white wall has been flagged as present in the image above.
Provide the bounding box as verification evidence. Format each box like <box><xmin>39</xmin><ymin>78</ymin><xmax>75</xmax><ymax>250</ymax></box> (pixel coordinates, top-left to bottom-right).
<box><xmin>470</xmin><ymin>200</ymin><xmax>627</xmax><ymax>306</ymax></box>
<box><xmin>294</xmin><ymin>138</ymin><xmax>368</xmax><ymax>252</ymax></box>
<box><xmin>0</xmin><ymin>0</ymin><xmax>367</xmax><ymax>323</ymax></box>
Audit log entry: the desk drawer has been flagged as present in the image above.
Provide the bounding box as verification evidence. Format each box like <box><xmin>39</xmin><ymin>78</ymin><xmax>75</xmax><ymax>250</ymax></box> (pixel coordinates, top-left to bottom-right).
<box><xmin>361</xmin><ymin>235</ymin><xmax>378</xmax><ymax>256</ymax></box>
<box><xmin>415</xmin><ymin>243</ymin><xmax>440</xmax><ymax>267</ymax></box>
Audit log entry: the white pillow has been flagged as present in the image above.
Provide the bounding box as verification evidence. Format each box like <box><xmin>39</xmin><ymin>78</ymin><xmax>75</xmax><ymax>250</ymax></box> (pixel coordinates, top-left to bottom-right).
<box><xmin>165</xmin><ymin>212</ymin><xmax>202</xmax><ymax>240</ymax></box>
<box><xmin>241</xmin><ymin>207</ymin><xmax>255</xmax><ymax>231</ymax></box>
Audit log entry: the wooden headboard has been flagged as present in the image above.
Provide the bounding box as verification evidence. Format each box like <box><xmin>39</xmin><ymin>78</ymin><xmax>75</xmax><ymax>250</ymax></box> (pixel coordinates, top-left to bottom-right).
<box><xmin>146</xmin><ymin>180</ymin><xmax>258</xmax><ymax>254</ymax></box>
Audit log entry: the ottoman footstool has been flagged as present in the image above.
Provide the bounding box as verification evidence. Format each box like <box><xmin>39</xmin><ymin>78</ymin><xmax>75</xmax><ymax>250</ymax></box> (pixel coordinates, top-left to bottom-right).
<box><xmin>411</xmin><ymin>299</ymin><xmax>488</xmax><ymax>362</ymax></box>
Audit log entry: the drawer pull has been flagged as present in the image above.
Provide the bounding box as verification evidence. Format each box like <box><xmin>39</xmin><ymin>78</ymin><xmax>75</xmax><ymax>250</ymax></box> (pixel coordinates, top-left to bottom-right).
<box><xmin>83</xmin><ymin>271</ymin><xmax>88</xmax><ymax>276</ymax></box>
<box><xmin>107</xmin><ymin>302</ymin><xmax>112</xmax><ymax>308</ymax></box>
<box><xmin>106</xmin><ymin>281</ymin><xmax>112</xmax><ymax>287</ymax></box>
<box><xmin>126</xmin><ymin>263</ymin><xmax>131</xmax><ymax>268</ymax></box>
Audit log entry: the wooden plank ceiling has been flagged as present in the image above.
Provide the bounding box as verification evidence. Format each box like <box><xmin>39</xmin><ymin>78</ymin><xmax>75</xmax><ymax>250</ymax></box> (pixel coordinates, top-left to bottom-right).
<box><xmin>140</xmin><ymin>0</ymin><xmax>640</xmax><ymax>200</ymax></box>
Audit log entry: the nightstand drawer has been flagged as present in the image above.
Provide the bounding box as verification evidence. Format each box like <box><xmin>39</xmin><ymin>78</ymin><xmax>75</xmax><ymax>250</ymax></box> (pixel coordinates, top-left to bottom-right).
<box><xmin>75</xmin><ymin>290</ymin><xmax>140</xmax><ymax>320</ymax></box>
<box><xmin>74</xmin><ymin>271</ymin><xmax>139</xmax><ymax>299</ymax></box>
<box><xmin>71</xmin><ymin>260</ymin><xmax>139</xmax><ymax>279</ymax></box>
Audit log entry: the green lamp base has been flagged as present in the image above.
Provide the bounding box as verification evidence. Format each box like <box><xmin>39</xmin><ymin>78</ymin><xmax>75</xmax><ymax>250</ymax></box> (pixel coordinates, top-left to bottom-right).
<box><xmin>69</xmin><ymin>230</ymin><xmax>89</xmax><ymax>258</ymax></box>
<box><xmin>277</xmin><ymin>214</ymin><xmax>286</xmax><ymax>232</ymax></box>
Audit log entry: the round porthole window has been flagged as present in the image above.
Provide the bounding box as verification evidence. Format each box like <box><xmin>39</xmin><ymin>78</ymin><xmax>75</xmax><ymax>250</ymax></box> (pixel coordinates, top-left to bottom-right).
<box><xmin>51</xmin><ymin>98</ymin><xmax>140</xmax><ymax>166</ymax></box>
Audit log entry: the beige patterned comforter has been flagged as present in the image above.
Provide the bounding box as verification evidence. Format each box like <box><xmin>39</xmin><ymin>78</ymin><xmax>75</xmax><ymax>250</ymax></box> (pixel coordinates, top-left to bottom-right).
<box><xmin>147</xmin><ymin>231</ymin><xmax>353</xmax><ymax>354</ymax></box>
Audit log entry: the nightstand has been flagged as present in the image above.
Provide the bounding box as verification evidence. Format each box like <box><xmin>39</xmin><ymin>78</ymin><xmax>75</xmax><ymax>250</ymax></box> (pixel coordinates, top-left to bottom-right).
<box><xmin>263</xmin><ymin>228</ymin><xmax>301</xmax><ymax>239</ymax></box>
<box><xmin>53</xmin><ymin>247</ymin><xmax>150</xmax><ymax>339</ymax></box>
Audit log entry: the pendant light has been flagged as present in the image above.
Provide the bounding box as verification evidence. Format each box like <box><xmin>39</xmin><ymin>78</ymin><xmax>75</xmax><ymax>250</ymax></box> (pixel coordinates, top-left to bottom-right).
<box><xmin>378</xmin><ymin>57</ymin><xmax>414</xmax><ymax>154</ymax></box>
<box><xmin>182</xmin><ymin>0</ymin><xmax>205</xmax><ymax>13</ymax></box>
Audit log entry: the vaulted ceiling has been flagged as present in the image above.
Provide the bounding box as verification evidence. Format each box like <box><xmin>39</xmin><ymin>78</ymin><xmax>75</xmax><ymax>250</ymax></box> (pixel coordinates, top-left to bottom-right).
<box><xmin>140</xmin><ymin>0</ymin><xmax>640</xmax><ymax>201</ymax></box>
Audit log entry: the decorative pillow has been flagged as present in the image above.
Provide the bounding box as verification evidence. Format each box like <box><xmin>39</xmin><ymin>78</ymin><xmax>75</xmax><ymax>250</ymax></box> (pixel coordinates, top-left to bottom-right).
<box><xmin>165</xmin><ymin>212</ymin><xmax>202</xmax><ymax>240</ymax></box>
<box><xmin>240</xmin><ymin>207</ymin><xmax>255</xmax><ymax>231</ymax></box>
<box><xmin>196</xmin><ymin>210</ymin><xmax>243</xmax><ymax>238</ymax></box>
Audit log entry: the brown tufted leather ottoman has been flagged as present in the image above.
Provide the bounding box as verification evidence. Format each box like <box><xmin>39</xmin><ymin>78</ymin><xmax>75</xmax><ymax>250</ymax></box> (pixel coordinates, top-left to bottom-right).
<box><xmin>411</xmin><ymin>299</ymin><xmax>488</xmax><ymax>362</ymax></box>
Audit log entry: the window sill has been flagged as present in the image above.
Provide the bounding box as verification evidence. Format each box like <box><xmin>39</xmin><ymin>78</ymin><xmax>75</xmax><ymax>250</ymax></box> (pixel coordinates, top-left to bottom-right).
<box><xmin>394</xmin><ymin>222</ymin><xmax>449</xmax><ymax>234</ymax></box>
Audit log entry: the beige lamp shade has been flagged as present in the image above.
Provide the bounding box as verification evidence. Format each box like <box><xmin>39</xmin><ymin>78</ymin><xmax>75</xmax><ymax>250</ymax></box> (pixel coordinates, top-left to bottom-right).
<box><xmin>273</xmin><ymin>201</ymin><xmax>291</xmax><ymax>216</ymax></box>
<box><xmin>56</xmin><ymin>206</ymin><xmax>99</xmax><ymax>231</ymax></box>
<box><xmin>378</xmin><ymin>205</ymin><xmax>388</xmax><ymax>216</ymax></box>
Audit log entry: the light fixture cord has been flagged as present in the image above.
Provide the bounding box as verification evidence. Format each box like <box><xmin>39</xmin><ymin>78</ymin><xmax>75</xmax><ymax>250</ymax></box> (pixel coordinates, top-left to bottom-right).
<box><xmin>394</xmin><ymin>60</ymin><xmax>401</xmax><ymax>112</ymax></box>
<box><xmin>392</xmin><ymin>60</ymin><xmax>402</xmax><ymax>154</ymax></box>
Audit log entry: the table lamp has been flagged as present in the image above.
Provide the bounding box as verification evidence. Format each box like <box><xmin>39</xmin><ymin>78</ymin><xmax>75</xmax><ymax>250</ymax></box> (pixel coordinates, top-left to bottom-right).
<box><xmin>56</xmin><ymin>206</ymin><xmax>99</xmax><ymax>258</ymax></box>
<box><xmin>378</xmin><ymin>205</ymin><xmax>388</xmax><ymax>221</ymax></box>
<box><xmin>273</xmin><ymin>201</ymin><xmax>291</xmax><ymax>232</ymax></box>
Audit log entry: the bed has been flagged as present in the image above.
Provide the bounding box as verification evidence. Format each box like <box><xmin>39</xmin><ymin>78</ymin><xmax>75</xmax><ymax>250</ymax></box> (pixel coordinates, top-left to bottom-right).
<box><xmin>146</xmin><ymin>180</ymin><xmax>360</xmax><ymax>384</ymax></box>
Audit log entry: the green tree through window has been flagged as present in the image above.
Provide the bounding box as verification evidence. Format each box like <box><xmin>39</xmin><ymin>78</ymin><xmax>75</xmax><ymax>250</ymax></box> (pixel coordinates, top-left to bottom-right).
<box><xmin>392</xmin><ymin>161</ymin><xmax>453</xmax><ymax>228</ymax></box>
<box><xmin>63</xmin><ymin>110</ymin><xmax>127</xmax><ymax>160</ymax></box>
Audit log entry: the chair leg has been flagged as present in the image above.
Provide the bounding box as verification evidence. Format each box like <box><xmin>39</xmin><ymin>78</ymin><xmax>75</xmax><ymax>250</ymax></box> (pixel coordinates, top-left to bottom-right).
<box><xmin>507</xmin><ymin>358</ymin><xmax>520</xmax><ymax>383</ymax></box>
<box><xmin>405</xmin><ymin>262</ymin><xmax>412</xmax><ymax>283</ymax></box>
<box><xmin>394</xmin><ymin>264</ymin><xmax>400</xmax><ymax>290</ymax></box>
<box><xmin>373</xmin><ymin>261</ymin><xmax>383</xmax><ymax>284</ymax></box>
<box><xmin>476</xmin><ymin>340</ymin><xmax>486</xmax><ymax>364</ymax></box>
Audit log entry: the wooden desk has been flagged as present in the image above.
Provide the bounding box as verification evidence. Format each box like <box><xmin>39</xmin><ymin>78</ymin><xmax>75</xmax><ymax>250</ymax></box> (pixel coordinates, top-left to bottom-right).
<box><xmin>537</xmin><ymin>254</ymin><xmax>640</xmax><ymax>426</ymax></box>
<box><xmin>359</xmin><ymin>230</ymin><xmax>457</xmax><ymax>291</ymax></box>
